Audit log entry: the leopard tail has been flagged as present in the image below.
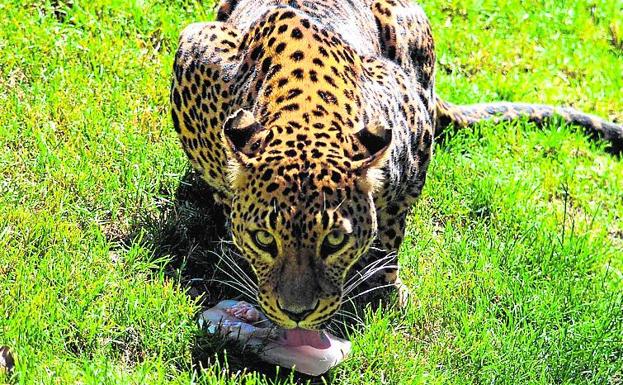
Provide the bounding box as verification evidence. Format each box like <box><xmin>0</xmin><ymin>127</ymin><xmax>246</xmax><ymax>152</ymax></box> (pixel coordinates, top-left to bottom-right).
<box><xmin>435</xmin><ymin>97</ymin><xmax>623</xmax><ymax>155</ymax></box>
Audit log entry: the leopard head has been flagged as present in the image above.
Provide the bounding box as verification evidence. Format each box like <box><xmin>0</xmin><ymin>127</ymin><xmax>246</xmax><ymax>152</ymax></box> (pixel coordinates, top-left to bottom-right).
<box><xmin>222</xmin><ymin>108</ymin><xmax>391</xmax><ymax>329</ymax></box>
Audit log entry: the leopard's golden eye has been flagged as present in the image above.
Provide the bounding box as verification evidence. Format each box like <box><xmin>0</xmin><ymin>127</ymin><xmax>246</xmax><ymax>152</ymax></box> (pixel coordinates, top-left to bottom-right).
<box><xmin>326</xmin><ymin>230</ymin><xmax>345</xmax><ymax>247</ymax></box>
<box><xmin>322</xmin><ymin>230</ymin><xmax>348</xmax><ymax>255</ymax></box>
<box><xmin>253</xmin><ymin>230</ymin><xmax>275</xmax><ymax>251</ymax></box>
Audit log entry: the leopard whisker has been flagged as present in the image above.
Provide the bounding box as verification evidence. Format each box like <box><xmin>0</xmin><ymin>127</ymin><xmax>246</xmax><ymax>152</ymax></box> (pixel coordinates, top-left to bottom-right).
<box><xmin>210</xmin><ymin>278</ymin><xmax>258</xmax><ymax>302</ymax></box>
<box><xmin>344</xmin><ymin>252</ymin><xmax>396</xmax><ymax>287</ymax></box>
<box><xmin>217</xmin><ymin>239</ymin><xmax>235</xmax><ymax>245</ymax></box>
<box><xmin>250</xmin><ymin>318</ymin><xmax>272</xmax><ymax>326</ymax></box>
<box><xmin>341</xmin><ymin>283</ymin><xmax>395</xmax><ymax>305</ymax></box>
<box><xmin>334</xmin><ymin>197</ymin><xmax>347</xmax><ymax>212</ymax></box>
<box><xmin>337</xmin><ymin>299</ymin><xmax>363</xmax><ymax>318</ymax></box>
<box><xmin>208</xmin><ymin>249</ymin><xmax>259</xmax><ymax>297</ymax></box>
<box><xmin>213</xmin><ymin>261</ymin><xmax>258</xmax><ymax>297</ymax></box>
<box><xmin>343</xmin><ymin>253</ymin><xmax>398</xmax><ymax>295</ymax></box>
<box><xmin>335</xmin><ymin>309</ymin><xmax>364</xmax><ymax>326</ymax></box>
<box><xmin>210</xmin><ymin>246</ymin><xmax>258</xmax><ymax>291</ymax></box>
<box><xmin>219</xmin><ymin>256</ymin><xmax>258</xmax><ymax>291</ymax></box>
<box><xmin>222</xmin><ymin>246</ymin><xmax>256</xmax><ymax>281</ymax></box>
<box><xmin>323</xmin><ymin>321</ymin><xmax>340</xmax><ymax>336</ymax></box>
<box><xmin>338</xmin><ymin>296</ymin><xmax>365</xmax><ymax>325</ymax></box>
<box><xmin>343</xmin><ymin>263</ymin><xmax>398</xmax><ymax>296</ymax></box>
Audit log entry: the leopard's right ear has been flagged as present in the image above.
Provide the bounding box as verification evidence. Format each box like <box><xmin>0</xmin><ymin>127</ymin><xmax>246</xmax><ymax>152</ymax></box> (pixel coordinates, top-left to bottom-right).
<box><xmin>222</xmin><ymin>109</ymin><xmax>270</xmax><ymax>164</ymax></box>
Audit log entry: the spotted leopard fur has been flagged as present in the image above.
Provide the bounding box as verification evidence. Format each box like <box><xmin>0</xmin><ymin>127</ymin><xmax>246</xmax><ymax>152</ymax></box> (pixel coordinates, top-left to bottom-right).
<box><xmin>171</xmin><ymin>0</ymin><xmax>623</xmax><ymax>329</ymax></box>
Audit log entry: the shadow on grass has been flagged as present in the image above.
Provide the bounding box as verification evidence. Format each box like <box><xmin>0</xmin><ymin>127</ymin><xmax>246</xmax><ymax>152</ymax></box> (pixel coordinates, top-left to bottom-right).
<box><xmin>135</xmin><ymin>169</ymin><xmax>232</xmax><ymax>306</ymax></box>
<box><xmin>118</xmin><ymin>169</ymin><xmax>332</xmax><ymax>384</ymax></box>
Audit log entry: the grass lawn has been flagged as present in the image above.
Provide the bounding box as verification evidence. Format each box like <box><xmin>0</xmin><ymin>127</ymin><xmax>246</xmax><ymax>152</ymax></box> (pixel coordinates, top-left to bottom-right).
<box><xmin>1</xmin><ymin>0</ymin><xmax>622</xmax><ymax>383</ymax></box>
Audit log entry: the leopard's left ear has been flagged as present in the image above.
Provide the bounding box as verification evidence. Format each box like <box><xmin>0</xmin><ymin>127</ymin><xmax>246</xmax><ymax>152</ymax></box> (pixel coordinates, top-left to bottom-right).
<box><xmin>351</xmin><ymin>123</ymin><xmax>392</xmax><ymax>170</ymax></box>
<box><xmin>350</xmin><ymin>123</ymin><xmax>392</xmax><ymax>192</ymax></box>
<box><xmin>222</xmin><ymin>108</ymin><xmax>269</xmax><ymax>164</ymax></box>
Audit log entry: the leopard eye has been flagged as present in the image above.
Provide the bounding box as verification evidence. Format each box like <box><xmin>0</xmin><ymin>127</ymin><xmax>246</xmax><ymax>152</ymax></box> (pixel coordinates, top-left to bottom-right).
<box><xmin>322</xmin><ymin>230</ymin><xmax>348</xmax><ymax>255</ymax></box>
<box><xmin>326</xmin><ymin>230</ymin><xmax>344</xmax><ymax>246</ymax></box>
<box><xmin>253</xmin><ymin>230</ymin><xmax>275</xmax><ymax>251</ymax></box>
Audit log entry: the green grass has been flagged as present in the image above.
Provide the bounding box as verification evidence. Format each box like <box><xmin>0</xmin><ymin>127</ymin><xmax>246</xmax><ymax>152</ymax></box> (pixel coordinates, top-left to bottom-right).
<box><xmin>1</xmin><ymin>0</ymin><xmax>622</xmax><ymax>383</ymax></box>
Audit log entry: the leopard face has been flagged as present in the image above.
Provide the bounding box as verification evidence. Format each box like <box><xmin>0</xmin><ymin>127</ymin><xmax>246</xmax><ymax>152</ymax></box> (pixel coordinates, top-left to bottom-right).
<box><xmin>222</xmin><ymin>109</ymin><xmax>391</xmax><ymax>329</ymax></box>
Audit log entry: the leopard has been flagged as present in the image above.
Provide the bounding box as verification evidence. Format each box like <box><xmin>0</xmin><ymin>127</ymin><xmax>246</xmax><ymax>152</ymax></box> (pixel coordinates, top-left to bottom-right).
<box><xmin>170</xmin><ymin>0</ymin><xmax>623</xmax><ymax>330</ymax></box>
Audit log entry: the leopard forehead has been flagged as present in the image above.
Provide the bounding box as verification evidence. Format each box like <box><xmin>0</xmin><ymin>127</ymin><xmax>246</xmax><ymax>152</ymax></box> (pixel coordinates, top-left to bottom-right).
<box><xmin>234</xmin><ymin>159</ymin><xmax>367</xmax><ymax>217</ymax></box>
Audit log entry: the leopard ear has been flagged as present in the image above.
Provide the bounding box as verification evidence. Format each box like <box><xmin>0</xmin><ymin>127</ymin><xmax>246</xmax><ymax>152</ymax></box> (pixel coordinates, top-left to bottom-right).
<box><xmin>350</xmin><ymin>123</ymin><xmax>392</xmax><ymax>192</ymax></box>
<box><xmin>222</xmin><ymin>109</ymin><xmax>268</xmax><ymax>163</ymax></box>
<box><xmin>351</xmin><ymin>123</ymin><xmax>392</xmax><ymax>170</ymax></box>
